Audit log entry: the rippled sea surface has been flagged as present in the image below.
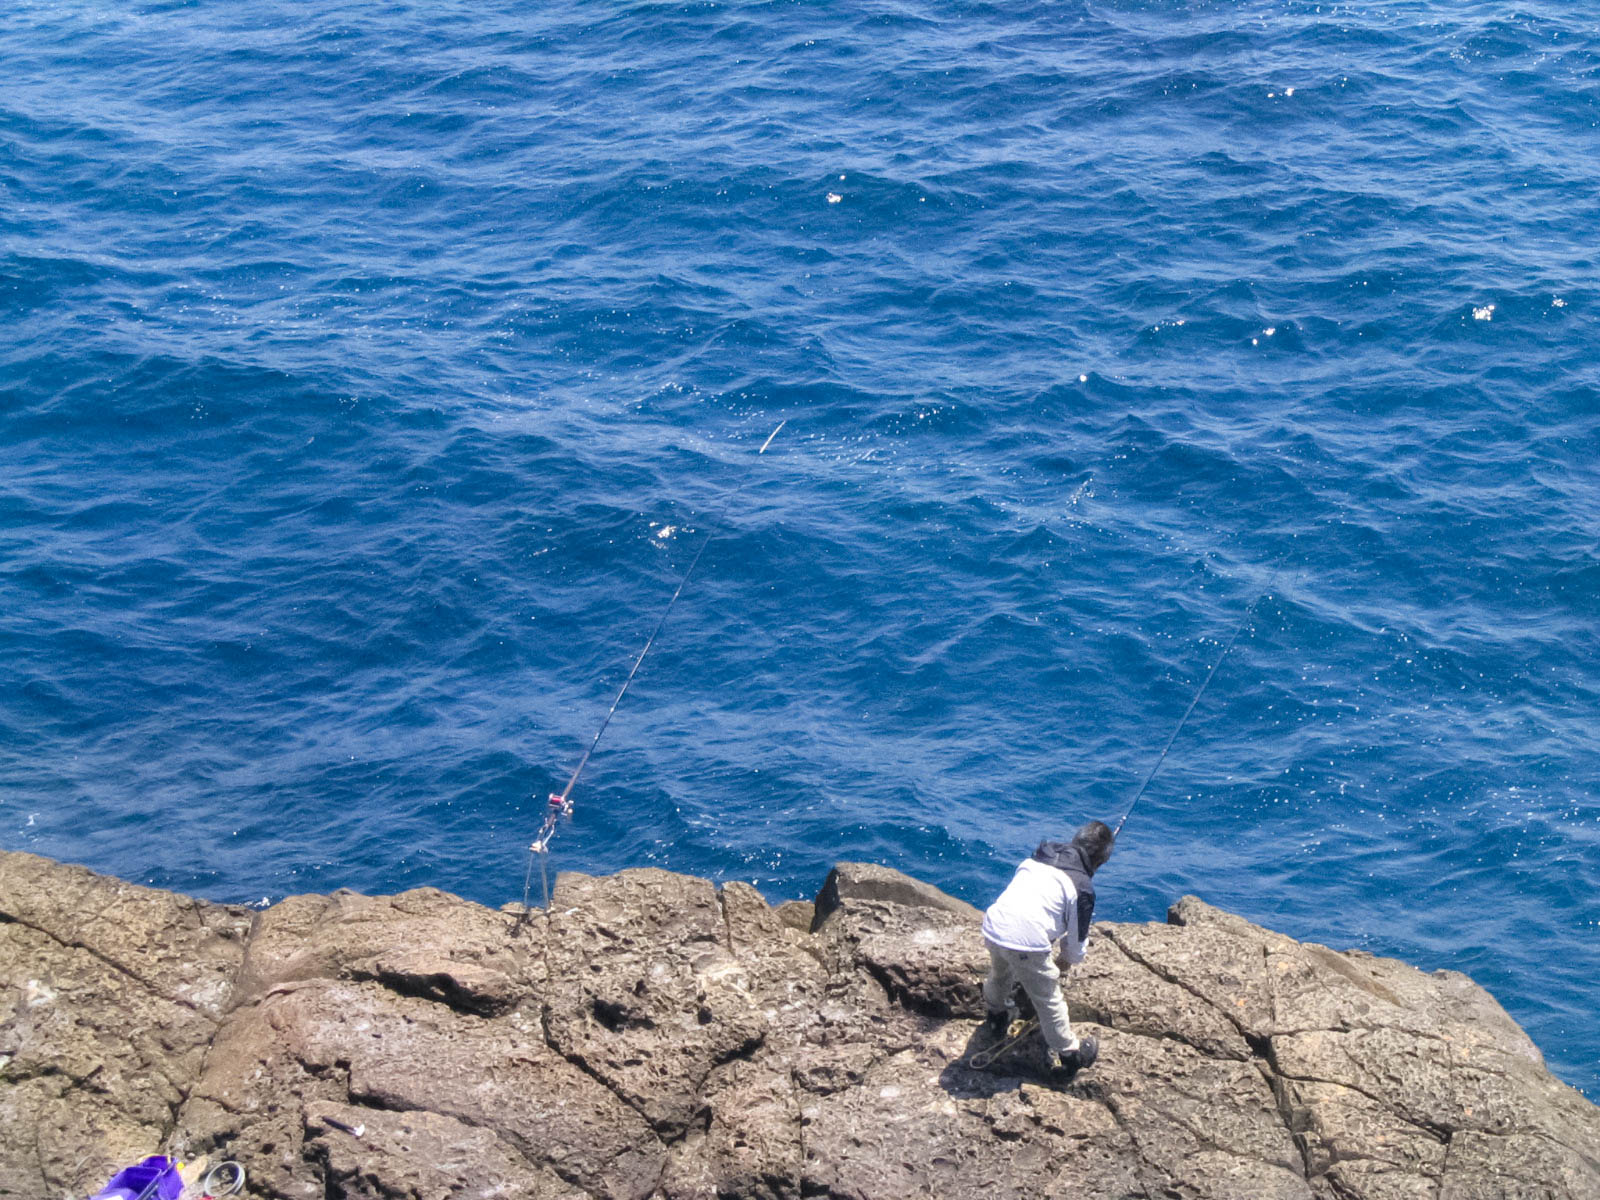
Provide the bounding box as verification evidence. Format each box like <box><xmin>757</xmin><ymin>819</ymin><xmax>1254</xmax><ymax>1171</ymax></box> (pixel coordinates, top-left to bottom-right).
<box><xmin>3</xmin><ymin>0</ymin><xmax>1597</xmax><ymax>1095</ymax></box>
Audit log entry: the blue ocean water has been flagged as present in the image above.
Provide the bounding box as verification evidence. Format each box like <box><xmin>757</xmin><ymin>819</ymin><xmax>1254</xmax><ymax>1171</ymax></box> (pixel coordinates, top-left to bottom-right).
<box><xmin>2</xmin><ymin>0</ymin><xmax>1596</xmax><ymax>1097</ymax></box>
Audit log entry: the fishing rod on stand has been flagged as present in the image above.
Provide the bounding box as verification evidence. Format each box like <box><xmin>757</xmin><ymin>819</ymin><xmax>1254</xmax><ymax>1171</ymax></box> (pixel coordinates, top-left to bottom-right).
<box><xmin>519</xmin><ymin>420</ymin><xmax>788</xmax><ymax>918</ymax></box>
<box><xmin>1113</xmin><ymin>584</ymin><xmax>1273</xmax><ymax>840</ymax></box>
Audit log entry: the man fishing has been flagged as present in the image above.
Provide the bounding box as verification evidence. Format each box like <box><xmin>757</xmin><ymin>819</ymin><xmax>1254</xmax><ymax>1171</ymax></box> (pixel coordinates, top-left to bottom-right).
<box><xmin>978</xmin><ymin>820</ymin><xmax>1115</xmax><ymax>1081</ymax></box>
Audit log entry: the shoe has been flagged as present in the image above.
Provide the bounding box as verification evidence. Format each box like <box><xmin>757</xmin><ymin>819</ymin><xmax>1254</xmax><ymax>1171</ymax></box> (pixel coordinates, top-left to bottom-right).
<box><xmin>980</xmin><ymin>1010</ymin><xmax>1010</xmax><ymax>1040</ymax></box>
<box><xmin>1046</xmin><ymin>1036</ymin><xmax>1099</xmax><ymax>1083</ymax></box>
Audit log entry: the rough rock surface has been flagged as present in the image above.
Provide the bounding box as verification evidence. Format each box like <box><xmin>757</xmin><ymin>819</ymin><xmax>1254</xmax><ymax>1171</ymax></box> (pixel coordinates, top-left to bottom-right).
<box><xmin>2</xmin><ymin>850</ymin><xmax>1596</xmax><ymax>1199</ymax></box>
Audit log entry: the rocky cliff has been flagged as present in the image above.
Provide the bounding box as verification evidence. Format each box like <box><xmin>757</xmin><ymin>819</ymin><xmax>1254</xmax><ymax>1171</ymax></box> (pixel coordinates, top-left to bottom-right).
<box><xmin>1</xmin><ymin>849</ymin><xmax>1596</xmax><ymax>1199</ymax></box>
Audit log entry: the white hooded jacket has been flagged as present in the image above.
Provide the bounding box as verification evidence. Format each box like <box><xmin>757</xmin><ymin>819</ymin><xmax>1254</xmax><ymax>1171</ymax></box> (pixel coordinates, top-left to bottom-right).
<box><xmin>980</xmin><ymin>853</ymin><xmax>1092</xmax><ymax>964</ymax></box>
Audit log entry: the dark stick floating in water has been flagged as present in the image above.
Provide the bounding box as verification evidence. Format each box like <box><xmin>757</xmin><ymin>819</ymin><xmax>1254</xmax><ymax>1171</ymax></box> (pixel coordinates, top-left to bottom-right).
<box><xmin>520</xmin><ymin>421</ymin><xmax>788</xmax><ymax>912</ymax></box>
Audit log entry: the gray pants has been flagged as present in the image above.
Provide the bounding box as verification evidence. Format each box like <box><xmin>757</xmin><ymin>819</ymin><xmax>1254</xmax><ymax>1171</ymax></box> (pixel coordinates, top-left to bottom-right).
<box><xmin>982</xmin><ymin>943</ymin><xmax>1079</xmax><ymax>1055</ymax></box>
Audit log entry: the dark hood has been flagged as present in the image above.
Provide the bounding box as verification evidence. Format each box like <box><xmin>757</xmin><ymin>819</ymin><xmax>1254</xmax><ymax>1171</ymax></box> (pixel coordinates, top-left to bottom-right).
<box><xmin>1032</xmin><ymin>840</ymin><xmax>1095</xmax><ymax>878</ymax></box>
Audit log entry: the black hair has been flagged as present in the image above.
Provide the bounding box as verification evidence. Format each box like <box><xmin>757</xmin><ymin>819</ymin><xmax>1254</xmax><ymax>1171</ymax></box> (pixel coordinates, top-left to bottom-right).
<box><xmin>1070</xmin><ymin>820</ymin><xmax>1116</xmax><ymax>873</ymax></box>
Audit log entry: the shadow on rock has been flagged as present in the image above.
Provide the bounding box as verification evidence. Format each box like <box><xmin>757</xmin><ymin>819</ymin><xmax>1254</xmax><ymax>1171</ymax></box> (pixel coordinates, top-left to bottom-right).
<box><xmin>937</xmin><ymin>1021</ymin><xmax>1047</xmax><ymax>1100</ymax></box>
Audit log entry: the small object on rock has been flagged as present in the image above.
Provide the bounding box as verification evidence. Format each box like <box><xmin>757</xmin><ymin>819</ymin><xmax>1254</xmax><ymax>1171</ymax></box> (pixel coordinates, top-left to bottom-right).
<box><xmin>199</xmin><ymin>1161</ymin><xmax>246</xmax><ymax>1196</ymax></box>
<box><xmin>322</xmin><ymin>1115</ymin><xmax>366</xmax><ymax>1138</ymax></box>
<box><xmin>88</xmin><ymin>1155</ymin><xmax>182</xmax><ymax>1200</ymax></box>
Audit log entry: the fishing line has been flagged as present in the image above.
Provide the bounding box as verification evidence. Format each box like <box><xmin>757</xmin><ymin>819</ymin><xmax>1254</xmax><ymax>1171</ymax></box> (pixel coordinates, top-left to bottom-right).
<box><xmin>520</xmin><ymin>420</ymin><xmax>787</xmax><ymax>915</ymax></box>
<box><xmin>1113</xmin><ymin>585</ymin><xmax>1271</xmax><ymax>839</ymax></box>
